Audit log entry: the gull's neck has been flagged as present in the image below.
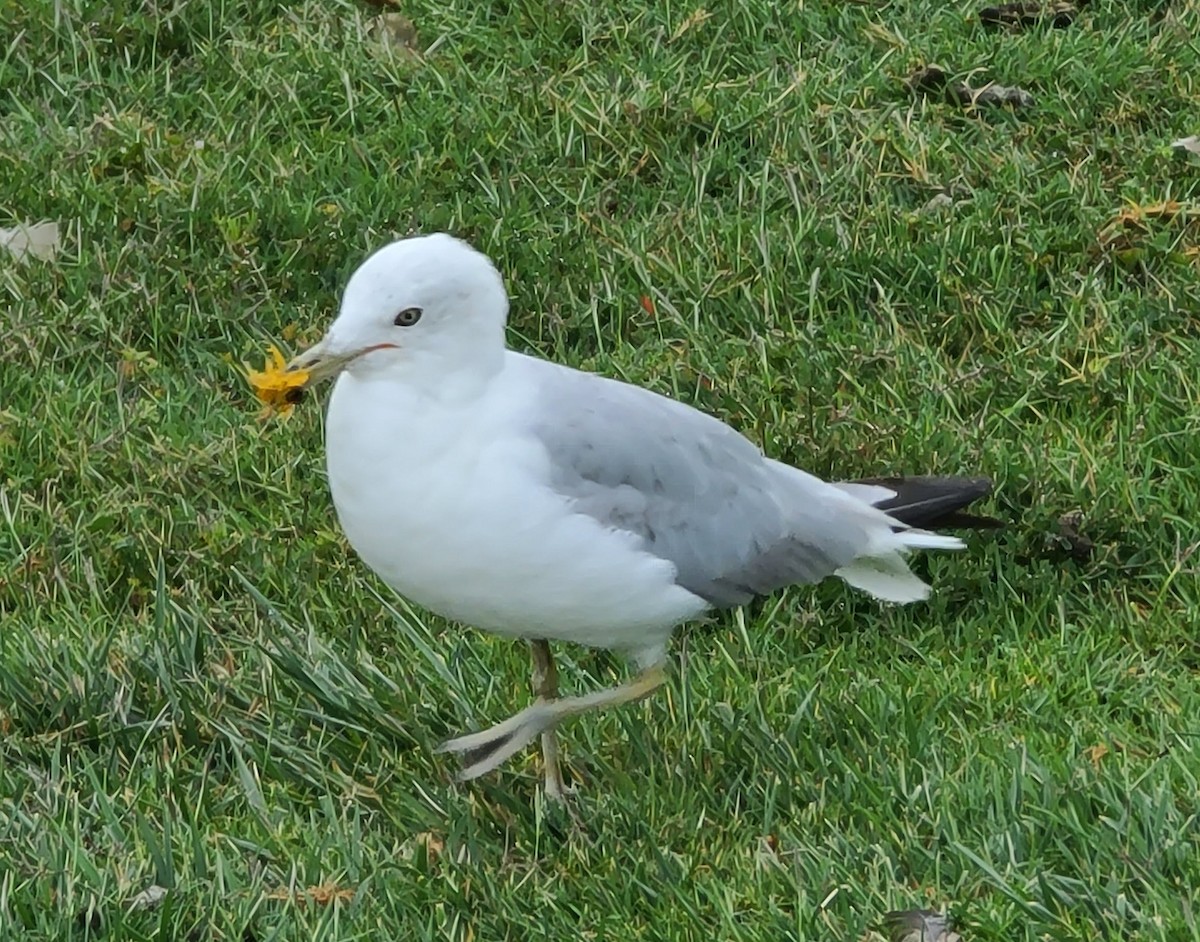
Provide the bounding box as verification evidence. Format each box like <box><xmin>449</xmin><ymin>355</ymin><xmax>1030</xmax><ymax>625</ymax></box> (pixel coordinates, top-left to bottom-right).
<box><xmin>326</xmin><ymin>345</ymin><xmax>511</xmax><ymax>473</ymax></box>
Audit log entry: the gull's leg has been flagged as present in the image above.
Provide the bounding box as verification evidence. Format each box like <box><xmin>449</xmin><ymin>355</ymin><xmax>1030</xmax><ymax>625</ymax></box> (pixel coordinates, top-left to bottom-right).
<box><xmin>437</xmin><ymin>662</ymin><xmax>666</xmax><ymax>782</ymax></box>
<box><xmin>529</xmin><ymin>639</ymin><xmax>567</xmax><ymax>802</ymax></box>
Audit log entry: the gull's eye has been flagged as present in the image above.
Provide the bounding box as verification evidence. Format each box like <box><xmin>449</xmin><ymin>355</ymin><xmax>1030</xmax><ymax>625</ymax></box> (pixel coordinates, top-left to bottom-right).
<box><xmin>394</xmin><ymin>307</ymin><xmax>423</xmax><ymax>327</ymax></box>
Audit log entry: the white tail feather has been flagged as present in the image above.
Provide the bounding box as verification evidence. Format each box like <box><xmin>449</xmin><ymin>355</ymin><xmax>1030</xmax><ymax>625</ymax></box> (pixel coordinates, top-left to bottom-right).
<box><xmin>836</xmin><ymin>527</ymin><xmax>962</xmax><ymax>603</ymax></box>
<box><xmin>836</xmin><ymin>552</ymin><xmax>931</xmax><ymax>603</ymax></box>
<box><xmin>897</xmin><ymin>530</ymin><xmax>964</xmax><ymax>551</ymax></box>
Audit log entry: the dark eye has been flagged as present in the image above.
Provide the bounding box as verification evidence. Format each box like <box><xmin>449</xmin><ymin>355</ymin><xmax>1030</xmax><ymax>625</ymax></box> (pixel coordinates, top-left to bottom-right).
<box><xmin>394</xmin><ymin>307</ymin><xmax>422</xmax><ymax>327</ymax></box>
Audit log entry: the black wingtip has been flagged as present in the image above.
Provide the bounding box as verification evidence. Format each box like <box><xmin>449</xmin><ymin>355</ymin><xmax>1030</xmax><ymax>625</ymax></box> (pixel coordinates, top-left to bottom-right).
<box><xmin>853</xmin><ymin>474</ymin><xmax>1002</xmax><ymax>530</ymax></box>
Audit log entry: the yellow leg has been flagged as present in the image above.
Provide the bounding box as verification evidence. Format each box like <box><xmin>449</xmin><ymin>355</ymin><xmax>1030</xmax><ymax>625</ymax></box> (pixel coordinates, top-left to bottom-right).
<box><xmin>437</xmin><ymin>662</ymin><xmax>667</xmax><ymax>782</ymax></box>
<box><xmin>529</xmin><ymin>639</ymin><xmax>567</xmax><ymax>802</ymax></box>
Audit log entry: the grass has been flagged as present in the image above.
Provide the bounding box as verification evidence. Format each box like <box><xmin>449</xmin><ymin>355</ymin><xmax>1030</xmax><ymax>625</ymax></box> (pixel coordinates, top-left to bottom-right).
<box><xmin>1</xmin><ymin>0</ymin><xmax>1199</xmax><ymax>938</ymax></box>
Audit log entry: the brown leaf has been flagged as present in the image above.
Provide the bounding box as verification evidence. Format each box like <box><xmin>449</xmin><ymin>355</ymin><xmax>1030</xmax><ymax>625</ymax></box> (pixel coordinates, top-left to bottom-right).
<box><xmin>1055</xmin><ymin>511</ymin><xmax>1094</xmax><ymax>561</ymax></box>
<box><xmin>962</xmin><ymin>82</ymin><xmax>1035</xmax><ymax>108</ymax></box>
<box><xmin>979</xmin><ymin>1</ymin><xmax>1084</xmax><ymax>30</ymax></box>
<box><xmin>0</xmin><ymin>220</ymin><xmax>60</xmax><ymax>262</ymax></box>
<box><xmin>906</xmin><ymin>65</ymin><xmax>1033</xmax><ymax>109</ymax></box>
<box><xmin>1110</xmin><ymin>199</ymin><xmax>1184</xmax><ymax>227</ymax></box>
<box><xmin>1097</xmin><ymin>199</ymin><xmax>1197</xmax><ymax>247</ymax></box>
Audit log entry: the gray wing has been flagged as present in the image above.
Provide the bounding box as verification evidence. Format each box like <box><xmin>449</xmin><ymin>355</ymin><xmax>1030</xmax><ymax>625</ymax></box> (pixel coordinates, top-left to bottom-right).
<box><xmin>525</xmin><ymin>359</ymin><xmax>870</xmax><ymax>607</ymax></box>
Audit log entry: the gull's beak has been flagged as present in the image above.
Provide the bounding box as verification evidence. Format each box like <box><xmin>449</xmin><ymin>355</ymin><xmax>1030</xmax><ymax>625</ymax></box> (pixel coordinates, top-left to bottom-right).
<box><xmin>286</xmin><ymin>337</ymin><xmax>354</xmax><ymax>386</ymax></box>
<box><xmin>286</xmin><ymin>337</ymin><xmax>399</xmax><ymax>386</ymax></box>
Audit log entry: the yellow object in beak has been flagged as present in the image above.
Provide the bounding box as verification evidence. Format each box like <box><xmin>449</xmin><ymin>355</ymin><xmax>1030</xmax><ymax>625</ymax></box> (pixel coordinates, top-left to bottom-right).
<box><xmin>245</xmin><ymin>344</ymin><xmax>310</xmax><ymax>417</ymax></box>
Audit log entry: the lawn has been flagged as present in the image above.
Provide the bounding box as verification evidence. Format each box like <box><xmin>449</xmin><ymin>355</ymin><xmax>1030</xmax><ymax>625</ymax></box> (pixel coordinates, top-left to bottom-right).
<box><xmin>2</xmin><ymin>0</ymin><xmax>1199</xmax><ymax>938</ymax></box>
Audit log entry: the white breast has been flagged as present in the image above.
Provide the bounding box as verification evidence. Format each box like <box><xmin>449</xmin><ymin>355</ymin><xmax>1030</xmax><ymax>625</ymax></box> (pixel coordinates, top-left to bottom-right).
<box><xmin>322</xmin><ymin>359</ymin><xmax>706</xmax><ymax>664</ymax></box>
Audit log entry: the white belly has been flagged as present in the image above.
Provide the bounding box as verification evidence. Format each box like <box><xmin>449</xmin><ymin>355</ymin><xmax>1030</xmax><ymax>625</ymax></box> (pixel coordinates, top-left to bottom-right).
<box><xmin>322</xmin><ymin>372</ymin><xmax>705</xmax><ymax>662</ymax></box>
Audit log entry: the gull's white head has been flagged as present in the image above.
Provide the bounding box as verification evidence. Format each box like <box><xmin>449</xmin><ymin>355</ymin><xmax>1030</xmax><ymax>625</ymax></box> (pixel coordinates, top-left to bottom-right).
<box><xmin>289</xmin><ymin>233</ymin><xmax>509</xmax><ymax>386</ymax></box>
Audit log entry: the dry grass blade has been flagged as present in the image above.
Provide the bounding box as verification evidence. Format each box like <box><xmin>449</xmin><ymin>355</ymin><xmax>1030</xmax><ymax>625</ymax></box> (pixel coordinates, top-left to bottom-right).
<box><xmin>266</xmin><ymin>883</ymin><xmax>356</xmax><ymax>907</ymax></box>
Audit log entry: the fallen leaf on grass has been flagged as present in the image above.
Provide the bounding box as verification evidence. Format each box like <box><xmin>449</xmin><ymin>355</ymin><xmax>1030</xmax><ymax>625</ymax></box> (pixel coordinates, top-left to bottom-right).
<box><xmin>1054</xmin><ymin>511</ymin><xmax>1094</xmax><ymax>562</ymax></box>
<box><xmin>1092</xmin><ymin>199</ymin><xmax>1200</xmax><ymax>266</ymax></box>
<box><xmin>918</xmin><ymin>192</ymin><xmax>957</xmax><ymax>215</ymax></box>
<box><xmin>959</xmin><ymin>81</ymin><xmax>1034</xmax><ymax>108</ymax></box>
<box><xmin>127</xmin><ymin>885</ymin><xmax>168</xmax><ymax>911</ymax></box>
<box><xmin>1097</xmin><ymin>199</ymin><xmax>1198</xmax><ymax>248</ymax></box>
<box><xmin>0</xmin><ymin>220</ymin><xmax>60</xmax><ymax>262</ymax></box>
<box><xmin>266</xmin><ymin>883</ymin><xmax>356</xmax><ymax>907</ymax></box>
<box><xmin>1171</xmin><ymin>136</ymin><xmax>1200</xmax><ymax>157</ymax></box>
<box><xmin>1107</xmin><ymin>199</ymin><xmax>1185</xmax><ymax>228</ymax></box>
<box><xmin>884</xmin><ymin>909</ymin><xmax>962</xmax><ymax>942</ymax></box>
<box><xmin>367</xmin><ymin>12</ymin><xmax>419</xmax><ymax>57</ymax></box>
<box><xmin>979</xmin><ymin>1</ymin><xmax>1085</xmax><ymax>30</ymax></box>
<box><xmin>907</xmin><ymin>65</ymin><xmax>1033</xmax><ymax>109</ymax></box>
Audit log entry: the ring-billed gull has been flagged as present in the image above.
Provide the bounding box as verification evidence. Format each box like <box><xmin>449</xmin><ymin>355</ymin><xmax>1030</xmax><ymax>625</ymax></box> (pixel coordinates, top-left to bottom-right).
<box><xmin>280</xmin><ymin>233</ymin><xmax>993</xmax><ymax>793</ymax></box>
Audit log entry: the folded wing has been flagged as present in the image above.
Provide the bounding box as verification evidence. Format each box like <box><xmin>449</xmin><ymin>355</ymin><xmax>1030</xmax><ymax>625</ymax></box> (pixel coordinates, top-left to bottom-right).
<box><xmin>526</xmin><ymin>359</ymin><xmax>965</xmax><ymax>609</ymax></box>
